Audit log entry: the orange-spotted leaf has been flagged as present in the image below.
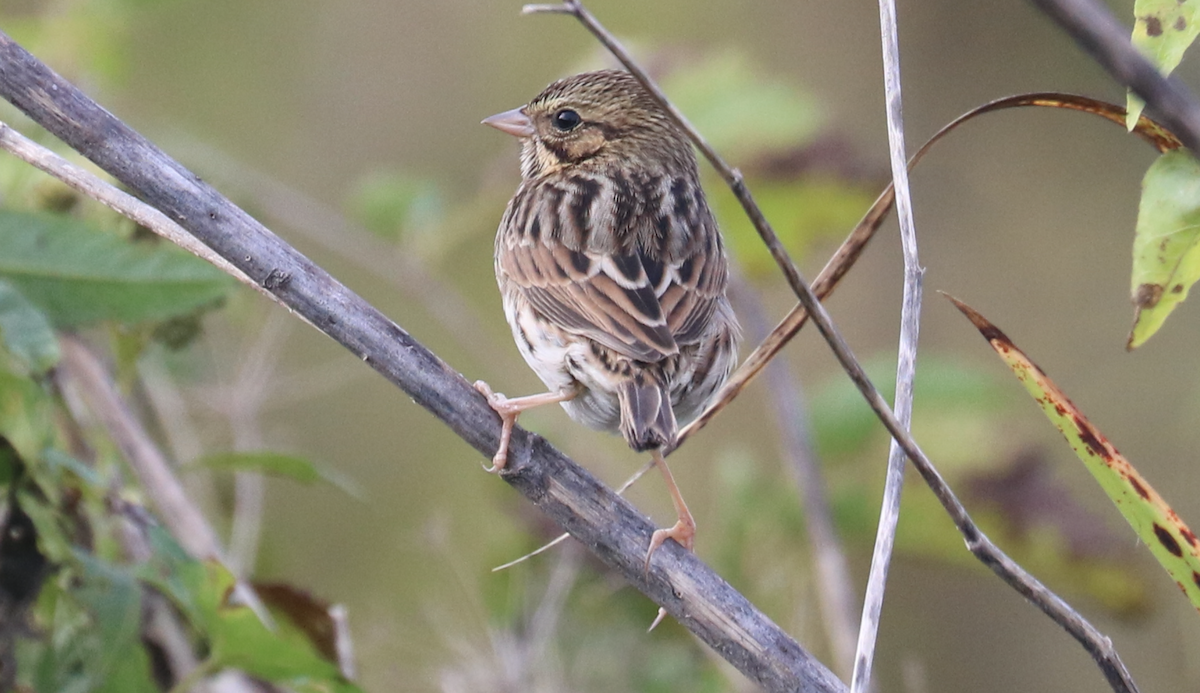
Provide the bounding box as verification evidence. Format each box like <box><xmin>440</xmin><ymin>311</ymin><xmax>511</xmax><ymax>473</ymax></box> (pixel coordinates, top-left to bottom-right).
<box><xmin>1127</xmin><ymin>0</ymin><xmax>1200</xmax><ymax>127</ymax></box>
<box><xmin>946</xmin><ymin>294</ymin><xmax>1200</xmax><ymax>613</ymax></box>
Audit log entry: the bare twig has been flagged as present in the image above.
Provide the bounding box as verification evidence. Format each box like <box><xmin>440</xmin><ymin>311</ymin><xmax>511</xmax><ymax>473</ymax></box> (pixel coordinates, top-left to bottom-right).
<box><xmin>0</xmin><ymin>31</ymin><xmax>842</xmax><ymax>693</ymax></box>
<box><xmin>523</xmin><ymin>4</ymin><xmax>1138</xmax><ymax>691</ymax></box>
<box><xmin>852</xmin><ymin>1</ymin><xmax>924</xmax><ymax>691</ymax></box>
<box><xmin>1027</xmin><ymin>0</ymin><xmax>1200</xmax><ymax>154</ymax></box>
<box><xmin>674</xmin><ymin>195</ymin><xmax>879</xmax><ymax>450</ymax></box>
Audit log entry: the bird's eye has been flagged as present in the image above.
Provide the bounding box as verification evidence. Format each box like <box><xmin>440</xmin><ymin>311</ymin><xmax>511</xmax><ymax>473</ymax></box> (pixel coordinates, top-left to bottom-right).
<box><xmin>552</xmin><ymin>109</ymin><xmax>582</xmax><ymax>131</ymax></box>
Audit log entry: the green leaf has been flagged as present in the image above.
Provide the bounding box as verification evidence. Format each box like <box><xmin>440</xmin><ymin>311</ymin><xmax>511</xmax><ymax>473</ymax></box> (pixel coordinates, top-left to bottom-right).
<box><xmin>1127</xmin><ymin>0</ymin><xmax>1200</xmax><ymax>126</ymax></box>
<box><xmin>74</xmin><ymin>555</ymin><xmax>143</xmax><ymax>668</ymax></box>
<box><xmin>134</xmin><ymin>525</ymin><xmax>206</xmax><ymax>626</ymax></box>
<box><xmin>0</xmin><ymin>210</ymin><xmax>232</xmax><ymax>327</ymax></box>
<box><xmin>34</xmin><ymin>554</ymin><xmax>155</xmax><ymax>693</ymax></box>
<box><xmin>202</xmin><ymin>565</ymin><xmax>356</xmax><ymax>688</ymax></box>
<box><xmin>0</xmin><ymin>365</ymin><xmax>55</xmax><ymax>468</ymax></box>
<box><xmin>1129</xmin><ymin>149</ymin><xmax>1200</xmax><ymax>348</ymax></box>
<box><xmin>137</xmin><ymin>528</ymin><xmax>361</xmax><ymax>691</ymax></box>
<box><xmin>191</xmin><ymin>451</ymin><xmax>361</xmax><ymax>497</ymax></box>
<box><xmin>0</xmin><ymin>278</ymin><xmax>59</xmax><ymax>375</ymax></box>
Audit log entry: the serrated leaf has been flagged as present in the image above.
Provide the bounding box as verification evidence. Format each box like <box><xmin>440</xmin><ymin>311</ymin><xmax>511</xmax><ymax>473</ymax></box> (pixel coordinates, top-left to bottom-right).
<box><xmin>0</xmin><ymin>210</ymin><xmax>232</xmax><ymax>327</ymax></box>
<box><xmin>191</xmin><ymin>451</ymin><xmax>361</xmax><ymax>497</ymax></box>
<box><xmin>1129</xmin><ymin>149</ymin><xmax>1200</xmax><ymax>348</ymax></box>
<box><xmin>950</xmin><ymin>295</ymin><xmax>1200</xmax><ymax>614</ymax></box>
<box><xmin>1127</xmin><ymin>0</ymin><xmax>1200</xmax><ymax>126</ymax></box>
<box><xmin>0</xmin><ymin>278</ymin><xmax>59</xmax><ymax>375</ymax></box>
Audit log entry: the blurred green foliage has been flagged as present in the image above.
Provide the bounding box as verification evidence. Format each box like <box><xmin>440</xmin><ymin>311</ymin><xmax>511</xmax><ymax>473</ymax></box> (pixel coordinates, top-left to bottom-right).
<box><xmin>0</xmin><ymin>210</ymin><xmax>232</xmax><ymax>327</ymax></box>
<box><xmin>666</xmin><ymin>51</ymin><xmax>879</xmax><ymax>275</ymax></box>
<box><xmin>345</xmin><ymin>168</ymin><xmax>445</xmax><ymax>243</ymax></box>
<box><xmin>664</xmin><ymin>51</ymin><xmax>823</xmax><ymax>159</ymax></box>
<box><xmin>0</xmin><ymin>4</ymin><xmax>358</xmax><ymax>689</ymax></box>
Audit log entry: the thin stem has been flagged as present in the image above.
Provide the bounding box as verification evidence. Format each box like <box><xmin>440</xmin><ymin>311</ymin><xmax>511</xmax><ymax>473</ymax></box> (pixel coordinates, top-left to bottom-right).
<box><xmin>59</xmin><ymin>337</ymin><xmax>225</xmax><ymax>561</ymax></box>
<box><xmin>852</xmin><ymin>0</ymin><xmax>923</xmax><ymax>691</ymax></box>
<box><xmin>679</xmin><ymin>90</ymin><xmax>1180</xmax><ymax>450</ymax></box>
<box><xmin>523</xmin><ymin>0</ymin><xmax>813</xmax><ymax>304</ymax></box>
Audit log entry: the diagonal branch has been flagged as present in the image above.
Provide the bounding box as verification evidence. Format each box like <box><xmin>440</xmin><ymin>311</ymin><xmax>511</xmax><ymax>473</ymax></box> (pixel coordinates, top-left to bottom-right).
<box><xmin>0</xmin><ymin>31</ymin><xmax>843</xmax><ymax>693</ymax></box>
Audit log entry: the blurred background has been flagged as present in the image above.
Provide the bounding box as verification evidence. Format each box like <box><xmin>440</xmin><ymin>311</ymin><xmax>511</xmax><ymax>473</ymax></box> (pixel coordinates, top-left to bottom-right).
<box><xmin>3</xmin><ymin>0</ymin><xmax>1200</xmax><ymax>691</ymax></box>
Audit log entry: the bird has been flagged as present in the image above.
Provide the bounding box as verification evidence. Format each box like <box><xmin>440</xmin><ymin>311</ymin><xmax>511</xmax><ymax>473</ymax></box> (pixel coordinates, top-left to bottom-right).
<box><xmin>476</xmin><ymin>69</ymin><xmax>740</xmax><ymax>570</ymax></box>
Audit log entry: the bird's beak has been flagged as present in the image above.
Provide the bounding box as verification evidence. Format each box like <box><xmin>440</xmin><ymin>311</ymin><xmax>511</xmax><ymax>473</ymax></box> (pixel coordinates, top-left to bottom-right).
<box><xmin>482</xmin><ymin>107</ymin><xmax>534</xmax><ymax>138</ymax></box>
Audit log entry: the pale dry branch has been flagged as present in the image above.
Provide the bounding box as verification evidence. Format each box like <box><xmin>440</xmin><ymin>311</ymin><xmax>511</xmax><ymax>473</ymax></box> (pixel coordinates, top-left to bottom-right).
<box><xmin>852</xmin><ymin>1</ymin><xmax>924</xmax><ymax>691</ymax></box>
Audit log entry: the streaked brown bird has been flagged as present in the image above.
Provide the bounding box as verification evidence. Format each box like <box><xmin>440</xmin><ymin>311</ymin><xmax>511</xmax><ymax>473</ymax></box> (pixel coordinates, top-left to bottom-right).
<box><xmin>477</xmin><ymin>69</ymin><xmax>740</xmax><ymax>567</ymax></box>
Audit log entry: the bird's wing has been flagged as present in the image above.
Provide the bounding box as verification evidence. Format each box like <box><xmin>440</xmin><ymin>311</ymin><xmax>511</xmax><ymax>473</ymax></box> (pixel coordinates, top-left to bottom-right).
<box><xmin>646</xmin><ymin>231</ymin><xmax>725</xmax><ymax>348</ymax></box>
<box><xmin>499</xmin><ymin>182</ymin><xmax>727</xmax><ymax>364</ymax></box>
<box><xmin>503</xmin><ymin>240</ymin><xmax>679</xmax><ymax>362</ymax></box>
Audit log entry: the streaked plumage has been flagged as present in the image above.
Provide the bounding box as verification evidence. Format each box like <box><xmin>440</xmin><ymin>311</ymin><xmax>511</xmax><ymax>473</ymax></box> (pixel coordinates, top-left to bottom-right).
<box><xmin>478</xmin><ymin>69</ymin><xmax>740</xmax><ymax>569</ymax></box>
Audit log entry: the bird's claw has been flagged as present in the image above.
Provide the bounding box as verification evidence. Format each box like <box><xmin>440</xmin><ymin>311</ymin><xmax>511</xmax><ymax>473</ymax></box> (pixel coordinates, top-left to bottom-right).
<box><xmin>475</xmin><ymin>380</ymin><xmax>517</xmax><ymax>473</ymax></box>
<box><xmin>643</xmin><ymin>520</ymin><xmax>695</xmax><ymax>632</ymax></box>
<box><xmin>643</xmin><ymin>518</ymin><xmax>695</xmax><ymax>573</ymax></box>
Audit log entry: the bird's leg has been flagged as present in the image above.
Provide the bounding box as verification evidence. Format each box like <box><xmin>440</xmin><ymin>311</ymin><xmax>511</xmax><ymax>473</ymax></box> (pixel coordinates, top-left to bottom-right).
<box><xmin>644</xmin><ymin>448</ymin><xmax>695</xmax><ymax>567</ymax></box>
<box><xmin>644</xmin><ymin>447</ymin><xmax>695</xmax><ymax>632</ymax></box>
<box><xmin>473</xmin><ymin>381</ymin><xmax>576</xmax><ymax>473</ymax></box>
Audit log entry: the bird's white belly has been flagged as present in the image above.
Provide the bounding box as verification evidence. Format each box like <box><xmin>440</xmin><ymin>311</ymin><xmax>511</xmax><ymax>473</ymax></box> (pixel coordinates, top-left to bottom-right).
<box><xmin>505</xmin><ymin>297</ymin><xmax>623</xmax><ymax>433</ymax></box>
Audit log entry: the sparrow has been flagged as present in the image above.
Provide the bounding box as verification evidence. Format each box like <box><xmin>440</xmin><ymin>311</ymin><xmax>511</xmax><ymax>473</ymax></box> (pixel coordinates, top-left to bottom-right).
<box><xmin>477</xmin><ymin>69</ymin><xmax>740</xmax><ymax>569</ymax></box>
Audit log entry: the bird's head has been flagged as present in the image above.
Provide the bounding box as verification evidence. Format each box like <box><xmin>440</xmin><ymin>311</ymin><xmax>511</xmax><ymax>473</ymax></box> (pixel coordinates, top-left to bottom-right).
<box><xmin>484</xmin><ymin>69</ymin><xmax>692</xmax><ymax>179</ymax></box>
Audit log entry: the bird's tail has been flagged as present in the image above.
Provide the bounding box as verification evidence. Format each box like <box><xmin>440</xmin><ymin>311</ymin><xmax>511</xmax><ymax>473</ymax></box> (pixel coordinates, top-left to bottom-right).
<box><xmin>617</xmin><ymin>374</ymin><xmax>677</xmax><ymax>452</ymax></box>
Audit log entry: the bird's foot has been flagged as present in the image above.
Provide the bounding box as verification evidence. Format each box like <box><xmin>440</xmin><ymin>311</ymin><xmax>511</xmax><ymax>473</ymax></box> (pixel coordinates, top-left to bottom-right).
<box><xmin>474</xmin><ymin>381</ymin><xmax>577</xmax><ymax>473</ymax></box>
<box><xmin>474</xmin><ymin>380</ymin><xmax>518</xmax><ymax>473</ymax></box>
<box><xmin>644</xmin><ymin>516</ymin><xmax>695</xmax><ymax>572</ymax></box>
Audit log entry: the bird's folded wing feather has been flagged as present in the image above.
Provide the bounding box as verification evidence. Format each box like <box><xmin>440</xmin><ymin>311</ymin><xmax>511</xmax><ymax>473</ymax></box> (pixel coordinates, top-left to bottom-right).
<box><xmin>501</xmin><ymin>232</ymin><xmax>725</xmax><ymax>364</ymax></box>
